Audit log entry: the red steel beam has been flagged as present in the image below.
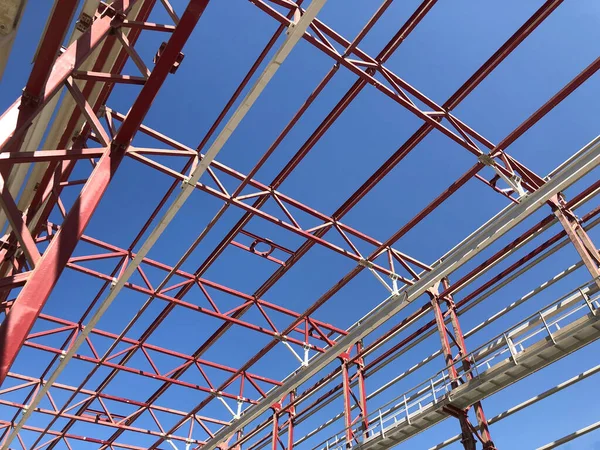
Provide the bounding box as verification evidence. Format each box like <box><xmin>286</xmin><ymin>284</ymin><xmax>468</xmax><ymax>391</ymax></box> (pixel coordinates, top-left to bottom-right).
<box><xmin>33</xmin><ymin>5</ymin><xmax>308</xmax><ymax>445</ymax></box>
<box><xmin>251</xmin><ymin>0</ymin><xmax>549</xmax><ymax>193</ymax></box>
<box><xmin>0</xmin><ymin>0</ymin><xmax>211</xmax><ymax>386</ymax></box>
<box><xmin>0</xmin><ymin>0</ymin><xmax>139</xmax><ymax>152</ymax></box>
<box><xmin>0</xmin><ymin>175</ymin><xmax>40</xmax><ymax>267</ymax></box>
<box><xmin>0</xmin><ymin>0</ymin><xmax>163</xmax><ymax>446</ymax></box>
<box><xmin>0</xmin><ymin>419</ymin><xmax>154</xmax><ymax>450</ymax></box>
<box><xmin>0</xmin><ymin>148</ymin><xmax>107</xmax><ymax>165</ymax></box>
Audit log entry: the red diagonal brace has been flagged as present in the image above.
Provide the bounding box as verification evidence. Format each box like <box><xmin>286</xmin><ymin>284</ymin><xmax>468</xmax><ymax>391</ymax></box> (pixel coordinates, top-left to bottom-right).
<box><xmin>340</xmin><ymin>342</ymin><xmax>369</xmax><ymax>447</ymax></box>
<box><xmin>0</xmin><ymin>174</ymin><xmax>40</xmax><ymax>267</ymax></box>
<box><xmin>0</xmin><ymin>0</ymin><xmax>212</xmax><ymax>385</ymax></box>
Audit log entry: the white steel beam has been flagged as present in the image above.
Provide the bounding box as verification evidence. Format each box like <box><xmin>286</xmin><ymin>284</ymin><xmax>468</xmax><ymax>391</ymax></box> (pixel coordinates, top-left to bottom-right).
<box><xmin>429</xmin><ymin>362</ymin><xmax>600</xmax><ymax>450</ymax></box>
<box><xmin>536</xmin><ymin>420</ymin><xmax>600</xmax><ymax>450</ymax></box>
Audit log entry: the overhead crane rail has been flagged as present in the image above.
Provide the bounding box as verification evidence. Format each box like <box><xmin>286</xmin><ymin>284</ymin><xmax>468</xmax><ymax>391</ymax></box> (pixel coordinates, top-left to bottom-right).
<box><xmin>316</xmin><ymin>279</ymin><xmax>600</xmax><ymax>450</ymax></box>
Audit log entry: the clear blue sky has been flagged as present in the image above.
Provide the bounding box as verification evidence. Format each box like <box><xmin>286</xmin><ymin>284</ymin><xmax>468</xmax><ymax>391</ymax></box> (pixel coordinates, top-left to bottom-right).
<box><xmin>1</xmin><ymin>0</ymin><xmax>599</xmax><ymax>449</ymax></box>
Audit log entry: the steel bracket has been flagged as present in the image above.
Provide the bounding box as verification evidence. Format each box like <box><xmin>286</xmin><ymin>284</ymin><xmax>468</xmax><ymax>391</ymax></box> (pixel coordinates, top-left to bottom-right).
<box><xmin>75</xmin><ymin>12</ymin><xmax>93</xmax><ymax>32</ymax></box>
<box><xmin>479</xmin><ymin>153</ymin><xmax>527</xmax><ymax>198</ymax></box>
<box><xmin>154</xmin><ymin>42</ymin><xmax>185</xmax><ymax>74</ymax></box>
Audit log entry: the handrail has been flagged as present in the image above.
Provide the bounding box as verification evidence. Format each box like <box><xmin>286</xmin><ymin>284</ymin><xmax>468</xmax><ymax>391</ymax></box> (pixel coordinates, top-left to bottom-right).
<box><xmin>313</xmin><ymin>278</ymin><xmax>600</xmax><ymax>450</ymax></box>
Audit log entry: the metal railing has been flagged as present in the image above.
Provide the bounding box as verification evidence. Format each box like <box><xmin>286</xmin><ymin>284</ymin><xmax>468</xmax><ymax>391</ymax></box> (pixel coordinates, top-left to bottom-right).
<box><xmin>314</xmin><ymin>279</ymin><xmax>600</xmax><ymax>450</ymax></box>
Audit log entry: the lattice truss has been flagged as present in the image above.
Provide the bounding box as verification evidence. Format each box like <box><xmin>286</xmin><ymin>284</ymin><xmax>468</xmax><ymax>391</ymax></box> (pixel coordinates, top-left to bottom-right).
<box><xmin>0</xmin><ymin>1</ymin><xmax>599</xmax><ymax>450</ymax></box>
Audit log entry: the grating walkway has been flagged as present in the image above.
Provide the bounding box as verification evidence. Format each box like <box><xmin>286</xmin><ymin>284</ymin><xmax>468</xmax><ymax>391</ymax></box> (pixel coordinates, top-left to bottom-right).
<box><xmin>316</xmin><ymin>281</ymin><xmax>600</xmax><ymax>450</ymax></box>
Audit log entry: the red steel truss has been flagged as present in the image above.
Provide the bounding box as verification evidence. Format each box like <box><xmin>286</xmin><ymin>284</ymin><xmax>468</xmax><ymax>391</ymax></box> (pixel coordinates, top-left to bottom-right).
<box><xmin>0</xmin><ymin>1</ymin><xmax>599</xmax><ymax>449</ymax></box>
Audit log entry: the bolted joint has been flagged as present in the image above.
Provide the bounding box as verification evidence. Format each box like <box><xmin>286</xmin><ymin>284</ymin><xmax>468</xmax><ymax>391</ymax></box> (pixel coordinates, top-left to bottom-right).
<box><xmin>75</xmin><ymin>12</ymin><xmax>93</xmax><ymax>32</ymax></box>
<box><xmin>181</xmin><ymin>176</ymin><xmax>196</xmax><ymax>189</ymax></box>
<box><xmin>271</xmin><ymin>402</ymin><xmax>282</xmax><ymax>412</ymax></box>
<box><xmin>97</xmin><ymin>104</ymin><xmax>107</xmax><ymax>118</ymax></box>
<box><xmin>110</xmin><ymin>142</ymin><xmax>128</xmax><ymax>154</ymax></box>
<box><xmin>477</xmin><ymin>153</ymin><xmax>494</xmax><ymax>166</ymax></box>
<box><xmin>358</xmin><ymin>258</ymin><xmax>374</xmax><ymax>269</ymax></box>
<box><xmin>154</xmin><ymin>42</ymin><xmax>185</xmax><ymax>74</ymax></box>
<box><xmin>337</xmin><ymin>351</ymin><xmax>350</xmax><ymax>363</ymax></box>
<box><xmin>20</xmin><ymin>89</ymin><xmax>42</xmax><ymax>108</ymax></box>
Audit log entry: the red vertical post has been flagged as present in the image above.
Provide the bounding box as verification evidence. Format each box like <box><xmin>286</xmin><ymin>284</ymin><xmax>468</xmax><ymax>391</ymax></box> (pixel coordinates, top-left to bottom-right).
<box><xmin>341</xmin><ymin>360</ymin><xmax>354</xmax><ymax>445</ymax></box>
<box><xmin>355</xmin><ymin>341</ymin><xmax>369</xmax><ymax>436</ymax></box>
<box><xmin>429</xmin><ymin>278</ymin><xmax>496</xmax><ymax>450</ymax></box>
<box><xmin>340</xmin><ymin>342</ymin><xmax>369</xmax><ymax>447</ymax></box>
<box><xmin>287</xmin><ymin>390</ymin><xmax>296</xmax><ymax>450</ymax></box>
<box><xmin>271</xmin><ymin>391</ymin><xmax>295</xmax><ymax>450</ymax></box>
<box><xmin>271</xmin><ymin>410</ymin><xmax>279</xmax><ymax>450</ymax></box>
<box><xmin>550</xmin><ymin>194</ymin><xmax>600</xmax><ymax>287</ymax></box>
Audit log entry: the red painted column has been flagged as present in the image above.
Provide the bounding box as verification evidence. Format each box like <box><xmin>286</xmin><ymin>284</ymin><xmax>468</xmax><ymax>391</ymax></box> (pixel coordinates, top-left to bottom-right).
<box><xmin>0</xmin><ymin>0</ymin><xmax>139</xmax><ymax>152</ymax></box>
<box><xmin>287</xmin><ymin>390</ymin><xmax>296</xmax><ymax>450</ymax></box>
<box><xmin>270</xmin><ymin>391</ymin><xmax>296</xmax><ymax>450</ymax></box>
<box><xmin>354</xmin><ymin>341</ymin><xmax>369</xmax><ymax>437</ymax></box>
<box><xmin>0</xmin><ymin>0</ymin><xmax>212</xmax><ymax>385</ymax></box>
<box><xmin>429</xmin><ymin>278</ymin><xmax>496</xmax><ymax>450</ymax></box>
<box><xmin>271</xmin><ymin>410</ymin><xmax>279</xmax><ymax>450</ymax></box>
<box><xmin>341</xmin><ymin>342</ymin><xmax>369</xmax><ymax>447</ymax></box>
<box><xmin>550</xmin><ymin>194</ymin><xmax>600</xmax><ymax>287</ymax></box>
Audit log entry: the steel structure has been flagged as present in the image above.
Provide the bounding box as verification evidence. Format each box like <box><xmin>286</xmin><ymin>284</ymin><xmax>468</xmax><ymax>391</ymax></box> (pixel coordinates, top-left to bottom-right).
<box><xmin>0</xmin><ymin>1</ymin><xmax>599</xmax><ymax>450</ymax></box>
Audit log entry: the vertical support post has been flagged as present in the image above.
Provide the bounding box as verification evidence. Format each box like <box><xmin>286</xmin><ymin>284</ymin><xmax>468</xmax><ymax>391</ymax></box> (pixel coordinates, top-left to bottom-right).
<box><xmin>270</xmin><ymin>391</ymin><xmax>295</xmax><ymax>450</ymax></box>
<box><xmin>341</xmin><ymin>359</ymin><xmax>353</xmax><ymax>446</ymax></box>
<box><xmin>340</xmin><ymin>342</ymin><xmax>369</xmax><ymax>447</ymax></box>
<box><xmin>429</xmin><ymin>278</ymin><xmax>496</xmax><ymax>450</ymax></box>
<box><xmin>271</xmin><ymin>410</ymin><xmax>279</xmax><ymax>450</ymax></box>
<box><xmin>551</xmin><ymin>194</ymin><xmax>600</xmax><ymax>288</ymax></box>
<box><xmin>355</xmin><ymin>341</ymin><xmax>369</xmax><ymax>439</ymax></box>
<box><xmin>287</xmin><ymin>390</ymin><xmax>295</xmax><ymax>450</ymax></box>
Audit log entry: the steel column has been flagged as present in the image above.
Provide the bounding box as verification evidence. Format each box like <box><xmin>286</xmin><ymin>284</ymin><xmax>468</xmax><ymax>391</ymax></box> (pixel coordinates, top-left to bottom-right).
<box><xmin>340</xmin><ymin>342</ymin><xmax>369</xmax><ymax>447</ymax></box>
<box><xmin>0</xmin><ymin>0</ymin><xmax>210</xmax><ymax>387</ymax></box>
<box><xmin>270</xmin><ymin>392</ymin><xmax>295</xmax><ymax>450</ymax></box>
<box><xmin>430</xmin><ymin>278</ymin><xmax>495</xmax><ymax>450</ymax></box>
<box><xmin>0</xmin><ymin>0</ymin><xmax>140</xmax><ymax>152</ymax></box>
<box><xmin>551</xmin><ymin>195</ymin><xmax>600</xmax><ymax>286</ymax></box>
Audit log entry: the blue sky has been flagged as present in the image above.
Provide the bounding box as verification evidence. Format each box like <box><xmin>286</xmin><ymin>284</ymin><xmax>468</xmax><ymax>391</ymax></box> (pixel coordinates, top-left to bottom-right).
<box><xmin>1</xmin><ymin>0</ymin><xmax>600</xmax><ymax>449</ymax></box>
